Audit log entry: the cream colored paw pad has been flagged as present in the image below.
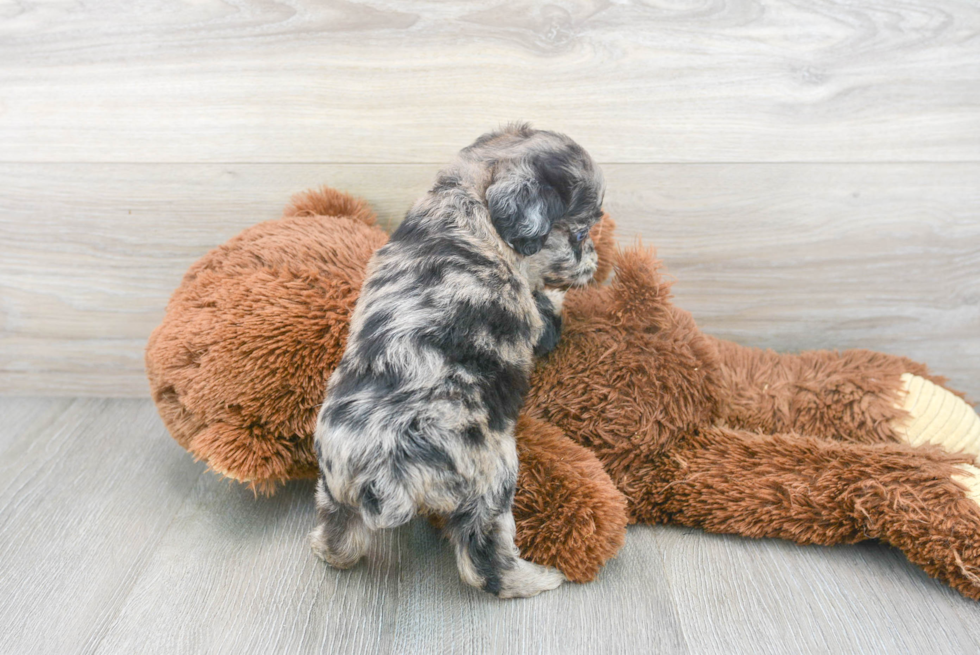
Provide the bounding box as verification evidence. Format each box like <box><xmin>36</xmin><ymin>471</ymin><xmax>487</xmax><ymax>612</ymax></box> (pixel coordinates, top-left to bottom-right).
<box><xmin>893</xmin><ymin>373</ymin><xmax>980</xmax><ymax>458</ymax></box>
<box><xmin>953</xmin><ymin>465</ymin><xmax>980</xmax><ymax>508</ymax></box>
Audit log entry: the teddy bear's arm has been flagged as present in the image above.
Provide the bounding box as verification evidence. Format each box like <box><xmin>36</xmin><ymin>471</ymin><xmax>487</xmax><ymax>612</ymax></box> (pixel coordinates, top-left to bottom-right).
<box><xmin>708</xmin><ymin>337</ymin><xmax>979</xmax><ymax>451</ymax></box>
<box><xmin>633</xmin><ymin>424</ymin><xmax>980</xmax><ymax>601</ymax></box>
<box><xmin>511</xmin><ymin>414</ymin><xmax>629</xmax><ymax>583</ymax></box>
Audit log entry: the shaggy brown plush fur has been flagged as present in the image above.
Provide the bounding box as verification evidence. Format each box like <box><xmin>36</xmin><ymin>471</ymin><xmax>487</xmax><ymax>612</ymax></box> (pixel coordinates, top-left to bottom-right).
<box><xmin>146</xmin><ymin>186</ymin><xmax>980</xmax><ymax>598</ymax></box>
<box><xmin>512</xmin><ymin>415</ymin><xmax>629</xmax><ymax>582</ymax></box>
<box><xmin>146</xmin><ymin>188</ymin><xmax>387</xmax><ymax>486</ymax></box>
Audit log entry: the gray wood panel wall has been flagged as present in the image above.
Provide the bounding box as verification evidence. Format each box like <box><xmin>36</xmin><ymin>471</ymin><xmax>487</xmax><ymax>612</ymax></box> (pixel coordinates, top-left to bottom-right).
<box><xmin>1</xmin><ymin>0</ymin><xmax>978</xmax><ymax>398</ymax></box>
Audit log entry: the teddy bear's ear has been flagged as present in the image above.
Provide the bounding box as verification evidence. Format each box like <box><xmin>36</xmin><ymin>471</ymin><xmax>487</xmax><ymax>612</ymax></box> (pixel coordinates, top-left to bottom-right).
<box><xmin>589</xmin><ymin>213</ymin><xmax>618</xmax><ymax>284</ymax></box>
<box><xmin>283</xmin><ymin>186</ymin><xmax>377</xmax><ymax>226</ymax></box>
<box><xmin>607</xmin><ymin>243</ymin><xmax>674</xmax><ymax>327</ymax></box>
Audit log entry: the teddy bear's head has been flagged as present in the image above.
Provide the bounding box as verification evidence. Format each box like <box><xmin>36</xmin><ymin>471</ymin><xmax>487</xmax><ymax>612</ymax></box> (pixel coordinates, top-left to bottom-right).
<box><xmin>146</xmin><ymin>188</ymin><xmax>389</xmax><ymax>490</ymax></box>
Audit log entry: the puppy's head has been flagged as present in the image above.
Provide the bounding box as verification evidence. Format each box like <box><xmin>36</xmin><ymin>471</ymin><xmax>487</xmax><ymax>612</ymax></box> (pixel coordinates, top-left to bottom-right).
<box><xmin>525</xmin><ymin>214</ymin><xmax>603</xmax><ymax>289</ymax></box>
<box><xmin>466</xmin><ymin>124</ymin><xmax>605</xmax><ymax>283</ymax></box>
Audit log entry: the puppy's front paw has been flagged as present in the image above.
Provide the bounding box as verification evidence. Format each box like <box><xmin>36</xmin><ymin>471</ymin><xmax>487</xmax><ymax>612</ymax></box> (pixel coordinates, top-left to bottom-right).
<box><xmin>532</xmin><ymin>289</ymin><xmax>564</xmax><ymax>357</ymax></box>
<box><xmin>497</xmin><ymin>559</ymin><xmax>566</xmax><ymax>599</ymax></box>
<box><xmin>542</xmin><ymin>288</ymin><xmax>566</xmax><ymax>313</ymax></box>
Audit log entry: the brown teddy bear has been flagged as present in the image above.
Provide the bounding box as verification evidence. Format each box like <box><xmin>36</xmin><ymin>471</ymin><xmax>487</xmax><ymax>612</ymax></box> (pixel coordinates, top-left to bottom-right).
<box><xmin>146</xmin><ymin>186</ymin><xmax>980</xmax><ymax>598</ymax></box>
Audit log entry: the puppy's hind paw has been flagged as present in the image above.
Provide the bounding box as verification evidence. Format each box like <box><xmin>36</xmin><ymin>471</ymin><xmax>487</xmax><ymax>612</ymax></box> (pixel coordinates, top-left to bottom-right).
<box><xmin>309</xmin><ymin>526</ymin><xmax>367</xmax><ymax>570</ymax></box>
<box><xmin>497</xmin><ymin>559</ymin><xmax>566</xmax><ymax>599</ymax></box>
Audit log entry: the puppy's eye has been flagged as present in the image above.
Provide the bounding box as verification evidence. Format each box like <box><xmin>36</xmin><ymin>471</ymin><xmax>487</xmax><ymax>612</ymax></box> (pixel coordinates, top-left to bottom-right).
<box><xmin>573</xmin><ymin>230</ymin><xmax>588</xmax><ymax>242</ymax></box>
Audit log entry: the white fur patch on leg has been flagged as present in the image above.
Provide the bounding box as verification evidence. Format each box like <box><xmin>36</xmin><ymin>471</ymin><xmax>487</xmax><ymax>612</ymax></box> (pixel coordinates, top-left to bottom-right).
<box><xmin>497</xmin><ymin>559</ymin><xmax>566</xmax><ymax>599</ymax></box>
<box><xmin>454</xmin><ymin>547</ymin><xmax>486</xmax><ymax>590</ymax></box>
<box><xmin>493</xmin><ymin>511</ymin><xmax>564</xmax><ymax>599</ymax></box>
<box><xmin>893</xmin><ymin>373</ymin><xmax>980</xmax><ymax>459</ymax></box>
<box><xmin>542</xmin><ymin>288</ymin><xmax>565</xmax><ymax>313</ymax></box>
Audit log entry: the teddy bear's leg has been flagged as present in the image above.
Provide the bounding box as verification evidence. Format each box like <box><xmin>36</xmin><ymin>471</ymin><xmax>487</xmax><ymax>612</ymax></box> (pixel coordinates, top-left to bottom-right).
<box><xmin>709</xmin><ymin>337</ymin><xmax>976</xmax><ymax>449</ymax></box>
<box><xmin>631</xmin><ymin>425</ymin><xmax>980</xmax><ymax>600</ymax></box>
<box><xmin>510</xmin><ymin>415</ymin><xmax>629</xmax><ymax>583</ymax></box>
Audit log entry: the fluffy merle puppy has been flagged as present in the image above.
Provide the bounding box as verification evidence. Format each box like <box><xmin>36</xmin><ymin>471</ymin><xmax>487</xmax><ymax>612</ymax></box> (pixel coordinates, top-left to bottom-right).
<box><xmin>311</xmin><ymin>124</ymin><xmax>605</xmax><ymax>598</ymax></box>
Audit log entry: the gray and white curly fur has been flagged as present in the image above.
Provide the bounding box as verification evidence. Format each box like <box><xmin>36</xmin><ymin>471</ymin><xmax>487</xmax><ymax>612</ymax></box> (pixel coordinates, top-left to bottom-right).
<box><xmin>310</xmin><ymin>123</ymin><xmax>605</xmax><ymax>598</ymax></box>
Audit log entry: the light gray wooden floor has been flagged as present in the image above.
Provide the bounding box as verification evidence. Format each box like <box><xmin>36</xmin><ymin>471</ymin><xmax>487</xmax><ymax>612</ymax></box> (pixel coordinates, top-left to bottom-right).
<box><xmin>3</xmin><ymin>396</ymin><xmax>980</xmax><ymax>655</ymax></box>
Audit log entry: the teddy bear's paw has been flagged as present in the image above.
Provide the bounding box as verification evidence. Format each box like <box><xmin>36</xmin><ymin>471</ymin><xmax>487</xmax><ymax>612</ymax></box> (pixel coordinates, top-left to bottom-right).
<box><xmin>953</xmin><ymin>464</ymin><xmax>980</xmax><ymax>510</ymax></box>
<box><xmin>893</xmin><ymin>373</ymin><xmax>980</xmax><ymax>459</ymax></box>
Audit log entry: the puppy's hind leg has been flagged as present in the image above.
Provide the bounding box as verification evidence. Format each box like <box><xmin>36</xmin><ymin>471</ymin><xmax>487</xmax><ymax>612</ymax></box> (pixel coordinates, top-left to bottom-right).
<box><xmin>310</xmin><ymin>477</ymin><xmax>373</xmax><ymax>569</ymax></box>
<box><xmin>445</xmin><ymin>501</ymin><xmax>565</xmax><ymax>598</ymax></box>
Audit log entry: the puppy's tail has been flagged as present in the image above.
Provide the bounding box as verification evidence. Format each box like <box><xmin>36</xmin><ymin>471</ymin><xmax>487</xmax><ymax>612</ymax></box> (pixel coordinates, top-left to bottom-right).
<box><xmin>283</xmin><ymin>186</ymin><xmax>377</xmax><ymax>226</ymax></box>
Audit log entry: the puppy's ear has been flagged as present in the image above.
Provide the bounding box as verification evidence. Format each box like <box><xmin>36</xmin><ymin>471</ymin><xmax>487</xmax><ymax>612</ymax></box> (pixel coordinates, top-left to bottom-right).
<box><xmin>486</xmin><ymin>163</ymin><xmax>566</xmax><ymax>256</ymax></box>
